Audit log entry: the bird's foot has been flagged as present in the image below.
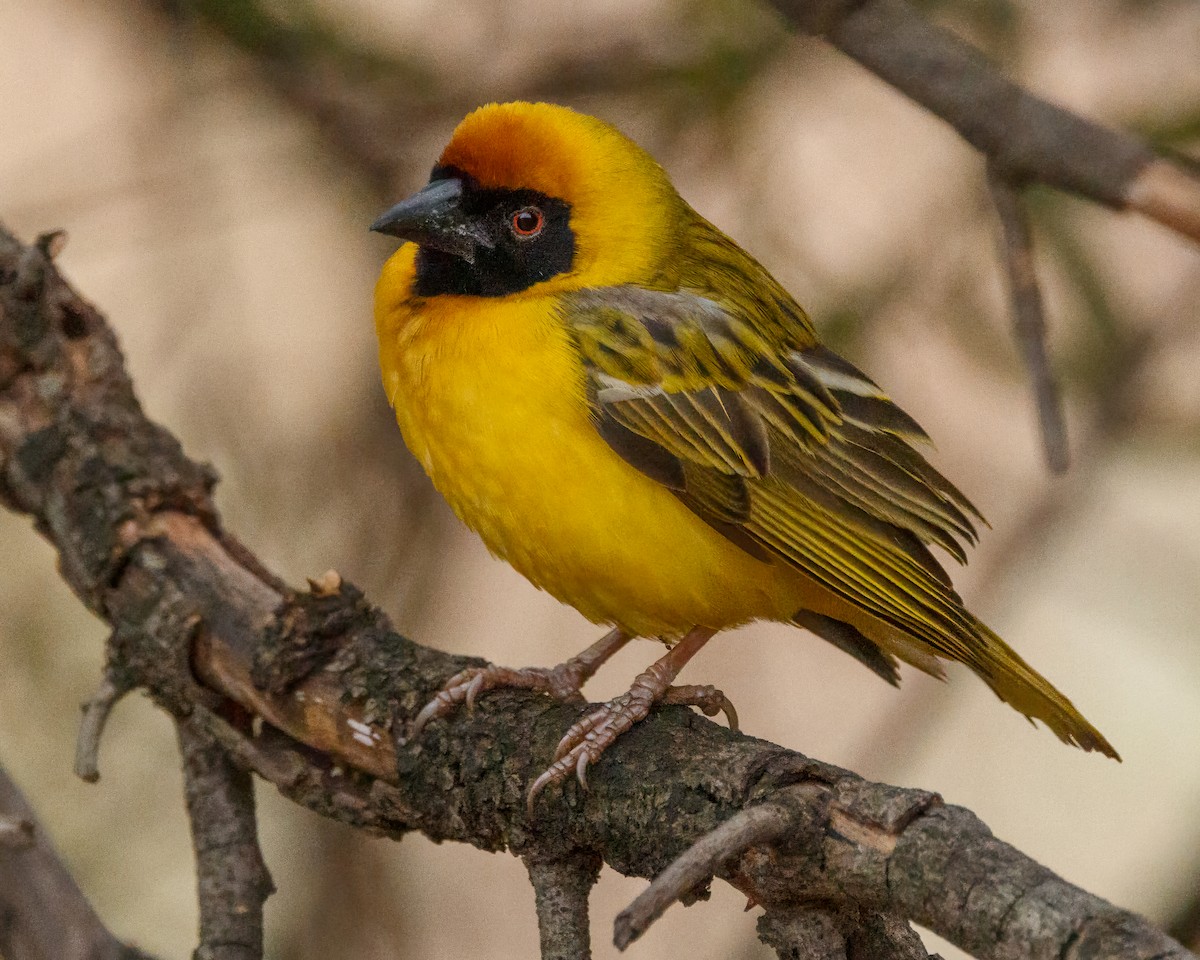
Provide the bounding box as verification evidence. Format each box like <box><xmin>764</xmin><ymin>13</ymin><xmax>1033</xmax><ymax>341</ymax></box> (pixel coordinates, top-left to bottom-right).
<box><xmin>409</xmin><ymin>663</ymin><xmax>587</xmax><ymax>739</ymax></box>
<box><xmin>408</xmin><ymin>628</ymin><xmax>630</xmax><ymax>740</ymax></box>
<box><xmin>526</xmin><ymin>677</ymin><xmax>736</xmax><ymax>814</ymax></box>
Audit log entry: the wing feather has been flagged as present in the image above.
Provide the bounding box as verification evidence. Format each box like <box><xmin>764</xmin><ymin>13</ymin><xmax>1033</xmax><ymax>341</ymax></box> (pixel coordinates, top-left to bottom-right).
<box><xmin>559</xmin><ymin>273</ymin><xmax>1116</xmax><ymax>758</ymax></box>
<box><xmin>562</xmin><ymin>286</ymin><xmax>987</xmax><ymax>666</ymax></box>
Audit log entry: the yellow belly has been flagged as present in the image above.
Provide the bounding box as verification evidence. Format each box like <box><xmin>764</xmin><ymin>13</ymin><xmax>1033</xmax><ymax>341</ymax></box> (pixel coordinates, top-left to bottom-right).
<box><xmin>375</xmin><ymin>249</ymin><xmax>810</xmax><ymax>638</ymax></box>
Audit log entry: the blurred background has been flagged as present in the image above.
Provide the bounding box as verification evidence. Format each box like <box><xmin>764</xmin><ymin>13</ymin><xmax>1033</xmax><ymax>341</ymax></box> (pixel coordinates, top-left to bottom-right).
<box><xmin>2</xmin><ymin>0</ymin><xmax>1199</xmax><ymax>957</ymax></box>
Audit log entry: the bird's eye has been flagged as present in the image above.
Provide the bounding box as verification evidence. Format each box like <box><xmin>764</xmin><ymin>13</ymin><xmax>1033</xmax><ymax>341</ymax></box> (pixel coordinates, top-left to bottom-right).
<box><xmin>511</xmin><ymin>207</ymin><xmax>544</xmax><ymax>238</ymax></box>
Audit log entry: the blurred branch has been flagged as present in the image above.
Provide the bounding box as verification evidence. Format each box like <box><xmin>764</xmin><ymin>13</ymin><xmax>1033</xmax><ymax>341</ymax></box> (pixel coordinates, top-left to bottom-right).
<box><xmin>144</xmin><ymin>0</ymin><xmax>781</xmax><ymax>198</ymax></box>
<box><xmin>0</xmin><ymin>762</ymin><xmax>161</xmax><ymax>960</ymax></box>
<box><xmin>0</xmin><ymin>225</ymin><xmax>1192</xmax><ymax>959</ymax></box>
<box><xmin>986</xmin><ymin>166</ymin><xmax>1069</xmax><ymax>473</ymax></box>
<box><xmin>767</xmin><ymin>0</ymin><xmax>1200</xmax><ymax>243</ymax></box>
<box><xmin>165</xmin><ymin>0</ymin><xmax>1200</xmax><ymax>240</ymax></box>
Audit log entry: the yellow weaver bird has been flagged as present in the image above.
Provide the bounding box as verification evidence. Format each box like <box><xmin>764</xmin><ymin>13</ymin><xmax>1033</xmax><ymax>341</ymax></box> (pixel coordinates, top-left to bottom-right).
<box><xmin>371</xmin><ymin>101</ymin><xmax>1117</xmax><ymax>807</ymax></box>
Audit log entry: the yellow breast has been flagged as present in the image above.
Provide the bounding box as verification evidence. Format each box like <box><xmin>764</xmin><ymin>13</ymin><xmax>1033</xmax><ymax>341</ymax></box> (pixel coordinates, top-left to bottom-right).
<box><xmin>374</xmin><ymin>246</ymin><xmax>808</xmax><ymax>638</ymax></box>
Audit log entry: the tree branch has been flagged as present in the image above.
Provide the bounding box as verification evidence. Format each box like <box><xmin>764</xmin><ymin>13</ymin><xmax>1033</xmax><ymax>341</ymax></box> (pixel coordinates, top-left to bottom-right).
<box><xmin>766</xmin><ymin>0</ymin><xmax>1200</xmax><ymax>243</ymax></box>
<box><xmin>615</xmin><ymin>786</ymin><xmax>809</xmax><ymax>949</ymax></box>
<box><xmin>177</xmin><ymin>714</ymin><xmax>274</xmax><ymax>960</ymax></box>
<box><xmin>0</xmin><ymin>762</ymin><xmax>161</xmax><ymax>960</ymax></box>
<box><xmin>0</xmin><ymin>224</ymin><xmax>1190</xmax><ymax>958</ymax></box>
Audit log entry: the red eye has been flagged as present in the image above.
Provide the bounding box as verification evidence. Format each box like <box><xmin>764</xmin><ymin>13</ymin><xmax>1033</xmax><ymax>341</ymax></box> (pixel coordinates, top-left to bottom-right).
<box><xmin>511</xmin><ymin>207</ymin><xmax>544</xmax><ymax>237</ymax></box>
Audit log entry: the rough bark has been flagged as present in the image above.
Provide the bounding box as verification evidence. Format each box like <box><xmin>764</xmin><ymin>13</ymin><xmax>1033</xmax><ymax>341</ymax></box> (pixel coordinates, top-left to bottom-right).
<box><xmin>177</xmin><ymin>717</ymin><xmax>275</xmax><ymax>960</ymax></box>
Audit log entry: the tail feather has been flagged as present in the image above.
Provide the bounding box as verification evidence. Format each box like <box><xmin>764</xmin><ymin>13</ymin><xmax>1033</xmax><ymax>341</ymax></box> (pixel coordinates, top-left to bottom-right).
<box><xmin>968</xmin><ymin>618</ymin><xmax>1119</xmax><ymax>760</ymax></box>
<box><xmin>795</xmin><ymin>605</ymin><xmax>1120</xmax><ymax>760</ymax></box>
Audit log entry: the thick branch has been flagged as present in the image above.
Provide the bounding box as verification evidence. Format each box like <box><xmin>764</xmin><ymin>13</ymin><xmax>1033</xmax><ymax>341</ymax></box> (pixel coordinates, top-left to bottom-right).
<box><xmin>0</xmin><ymin>224</ymin><xmax>1191</xmax><ymax>960</ymax></box>
<box><xmin>0</xmin><ymin>763</ymin><xmax>160</xmax><ymax>960</ymax></box>
<box><xmin>767</xmin><ymin>0</ymin><xmax>1200</xmax><ymax>242</ymax></box>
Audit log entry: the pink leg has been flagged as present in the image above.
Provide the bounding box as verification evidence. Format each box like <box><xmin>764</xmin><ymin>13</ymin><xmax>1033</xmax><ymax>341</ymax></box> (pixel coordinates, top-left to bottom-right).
<box><xmin>527</xmin><ymin>626</ymin><xmax>726</xmax><ymax>813</ymax></box>
<box><xmin>408</xmin><ymin>627</ymin><xmax>631</xmax><ymax>739</ymax></box>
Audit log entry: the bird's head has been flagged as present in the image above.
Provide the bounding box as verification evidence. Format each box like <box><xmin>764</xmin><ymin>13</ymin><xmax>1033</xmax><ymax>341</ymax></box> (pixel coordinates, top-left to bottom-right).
<box><xmin>371</xmin><ymin>102</ymin><xmax>684</xmax><ymax>297</ymax></box>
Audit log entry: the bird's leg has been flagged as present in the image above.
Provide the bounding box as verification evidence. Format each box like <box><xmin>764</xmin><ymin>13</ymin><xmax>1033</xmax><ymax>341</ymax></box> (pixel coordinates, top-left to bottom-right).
<box><xmin>527</xmin><ymin>626</ymin><xmax>721</xmax><ymax>812</ymax></box>
<box><xmin>409</xmin><ymin>627</ymin><xmax>631</xmax><ymax>738</ymax></box>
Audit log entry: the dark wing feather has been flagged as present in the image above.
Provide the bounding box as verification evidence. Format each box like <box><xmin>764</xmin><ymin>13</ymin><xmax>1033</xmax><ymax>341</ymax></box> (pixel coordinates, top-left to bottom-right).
<box><xmin>562</xmin><ymin>284</ymin><xmax>982</xmax><ymax>669</ymax></box>
<box><xmin>560</xmin><ymin>272</ymin><xmax>1116</xmax><ymax>759</ymax></box>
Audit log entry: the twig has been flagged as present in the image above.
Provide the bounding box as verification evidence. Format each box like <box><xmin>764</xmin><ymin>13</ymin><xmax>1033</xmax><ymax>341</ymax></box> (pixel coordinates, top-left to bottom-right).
<box><xmin>767</xmin><ymin>0</ymin><xmax>1200</xmax><ymax>243</ymax></box>
<box><xmin>177</xmin><ymin>716</ymin><xmax>275</xmax><ymax>960</ymax></box>
<box><xmin>0</xmin><ymin>762</ymin><xmax>162</xmax><ymax>960</ymax></box>
<box><xmin>986</xmin><ymin>166</ymin><xmax>1069</xmax><ymax>473</ymax></box>
<box><xmin>75</xmin><ymin>670</ymin><xmax>133</xmax><ymax>783</ymax></box>
<box><xmin>524</xmin><ymin>850</ymin><xmax>602</xmax><ymax>960</ymax></box>
<box><xmin>615</xmin><ymin>784</ymin><xmax>928</xmax><ymax>956</ymax></box>
<box><xmin>614</xmin><ymin>790</ymin><xmax>810</xmax><ymax>949</ymax></box>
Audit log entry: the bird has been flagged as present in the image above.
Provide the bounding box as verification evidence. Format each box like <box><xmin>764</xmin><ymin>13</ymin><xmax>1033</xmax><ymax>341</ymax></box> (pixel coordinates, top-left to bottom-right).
<box><xmin>369</xmin><ymin>101</ymin><xmax>1117</xmax><ymax>808</ymax></box>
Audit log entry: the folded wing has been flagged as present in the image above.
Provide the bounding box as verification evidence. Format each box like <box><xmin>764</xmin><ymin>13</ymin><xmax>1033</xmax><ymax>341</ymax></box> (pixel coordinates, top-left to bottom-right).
<box><xmin>562</xmin><ymin>284</ymin><xmax>1116</xmax><ymax>757</ymax></box>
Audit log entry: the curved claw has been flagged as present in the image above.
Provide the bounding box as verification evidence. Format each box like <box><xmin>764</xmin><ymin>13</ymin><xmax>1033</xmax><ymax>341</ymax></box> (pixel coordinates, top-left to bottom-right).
<box><xmin>719</xmin><ymin>695</ymin><xmax>739</xmax><ymax>731</ymax></box>
<box><xmin>410</xmin><ymin>684</ymin><xmax>466</xmax><ymax>738</ymax></box>
<box><xmin>575</xmin><ymin>749</ymin><xmax>591</xmax><ymax>791</ymax></box>
<box><xmin>525</xmin><ymin>739</ymin><xmax>599</xmax><ymax>815</ymax></box>
<box><xmin>464</xmin><ymin>671</ymin><xmax>488</xmax><ymax>712</ymax></box>
<box><xmin>527</xmin><ymin>765</ymin><xmax>560</xmax><ymax>815</ymax></box>
<box><xmin>694</xmin><ymin>691</ymin><xmax>738</xmax><ymax>731</ymax></box>
<box><xmin>553</xmin><ymin>708</ymin><xmax>607</xmax><ymax>761</ymax></box>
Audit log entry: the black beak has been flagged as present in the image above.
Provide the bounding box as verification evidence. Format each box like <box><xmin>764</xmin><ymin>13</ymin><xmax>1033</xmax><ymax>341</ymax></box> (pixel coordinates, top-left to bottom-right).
<box><xmin>370</xmin><ymin>178</ymin><xmax>492</xmax><ymax>263</ymax></box>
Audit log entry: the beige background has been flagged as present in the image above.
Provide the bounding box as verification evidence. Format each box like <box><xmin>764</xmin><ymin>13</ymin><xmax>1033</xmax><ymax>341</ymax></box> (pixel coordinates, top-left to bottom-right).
<box><xmin>2</xmin><ymin>0</ymin><xmax>1199</xmax><ymax>957</ymax></box>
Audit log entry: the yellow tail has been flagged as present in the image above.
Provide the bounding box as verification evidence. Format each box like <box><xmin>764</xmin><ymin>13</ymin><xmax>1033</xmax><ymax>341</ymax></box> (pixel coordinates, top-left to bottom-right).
<box><xmin>971</xmin><ymin>619</ymin><xmax>1119</xmax><ymax>760</ymax></box>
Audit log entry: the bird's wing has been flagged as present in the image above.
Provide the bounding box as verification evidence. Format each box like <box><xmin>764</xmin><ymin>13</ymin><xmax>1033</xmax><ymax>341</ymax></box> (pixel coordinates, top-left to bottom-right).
<box><xmin>562</xmin><ymin>284</ymin><xmax>1117</xmax><ymax>758</ymax></box>
<box><xmin>562</xmin><ymin>285</ymin><xmax>984</xmax><ymax>658</ymax></box>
